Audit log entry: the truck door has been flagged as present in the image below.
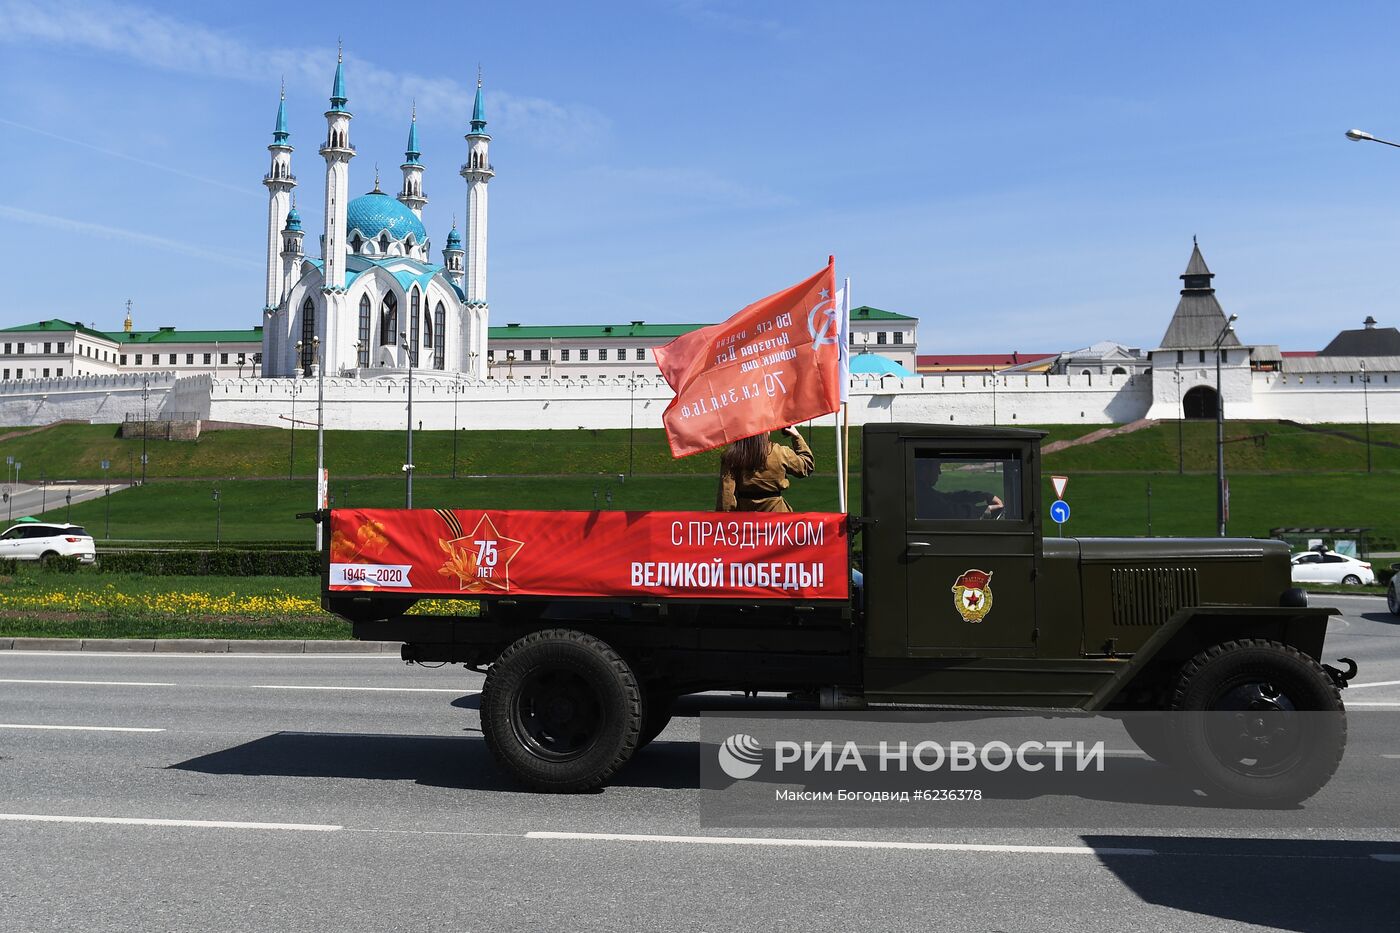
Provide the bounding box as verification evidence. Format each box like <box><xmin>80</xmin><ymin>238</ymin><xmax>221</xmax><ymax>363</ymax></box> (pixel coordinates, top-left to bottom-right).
<box><xmin>902</xmin><ymin>442</ymin><xmax>1039</xmax><ymax>653</ymax></box>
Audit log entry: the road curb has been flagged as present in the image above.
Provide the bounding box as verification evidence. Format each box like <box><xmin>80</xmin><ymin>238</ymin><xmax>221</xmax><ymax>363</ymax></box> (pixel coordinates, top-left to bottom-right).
<box><xmin>0</xmin><ymin>638</ymin><xmax>401</xmax><ymax>654</ymax></box>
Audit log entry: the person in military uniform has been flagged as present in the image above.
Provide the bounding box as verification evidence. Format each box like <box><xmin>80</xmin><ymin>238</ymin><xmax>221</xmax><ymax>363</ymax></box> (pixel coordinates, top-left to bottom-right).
<box><xmin>717</xmin><ymin>426</ymin><xmax>815</xmax><ymax>512</ymax></box>
<box><xmin>914</xmin><ymin>458</ymin><xmax>1004</xmax><ymax>520</ymax></box>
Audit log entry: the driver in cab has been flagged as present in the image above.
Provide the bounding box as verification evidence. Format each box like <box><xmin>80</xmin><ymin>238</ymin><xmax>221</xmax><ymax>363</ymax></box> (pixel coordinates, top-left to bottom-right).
<box><xmin>914</xmin><ymin>459</ymin><xmax>1004</xmax><ymax>520</ymax></box>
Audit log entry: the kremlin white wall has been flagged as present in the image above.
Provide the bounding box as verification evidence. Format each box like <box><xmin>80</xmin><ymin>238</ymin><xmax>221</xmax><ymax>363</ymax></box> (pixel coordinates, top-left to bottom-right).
<box><xmin>0</xmin><ymin>372</ymin><xmax>179</xmax><ymax>426</ymax></box>
<box><xmin>2</xmin><ymin>368</ymin><xmax>1398</xmax><ymax>430</ymax></box>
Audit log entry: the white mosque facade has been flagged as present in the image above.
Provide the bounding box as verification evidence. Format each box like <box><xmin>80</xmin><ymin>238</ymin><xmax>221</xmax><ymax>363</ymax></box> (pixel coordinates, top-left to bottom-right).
<box><xmin>259</xmin><ymin>54</ymin><xmax>491</xmax><ymax>381</ymax></box>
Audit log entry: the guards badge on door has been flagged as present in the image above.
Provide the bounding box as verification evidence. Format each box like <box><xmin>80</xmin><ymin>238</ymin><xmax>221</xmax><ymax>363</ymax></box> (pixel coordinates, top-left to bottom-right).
<box><xmin>951</xmin><ymin>569</ymin><xmax>993</xmax><ymax>623</ymax></box>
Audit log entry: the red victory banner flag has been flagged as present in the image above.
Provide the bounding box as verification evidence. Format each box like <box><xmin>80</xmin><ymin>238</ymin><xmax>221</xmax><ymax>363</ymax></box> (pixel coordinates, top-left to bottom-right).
<box><xmin>653</xmin><ymin>259</ymin><xmax>841</xmax><ymax>457</ymax></box>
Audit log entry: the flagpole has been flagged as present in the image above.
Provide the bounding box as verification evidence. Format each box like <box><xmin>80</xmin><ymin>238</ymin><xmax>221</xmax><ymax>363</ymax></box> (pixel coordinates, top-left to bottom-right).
<box><xmin>834</xmin><ymin>277</ymin><xmax>845</xmax><ymax>509</ymax></box>
<box><xmin>833</xmin><ymin>274</ymin><xmax>850</xmax><ymax>513</ymax></box>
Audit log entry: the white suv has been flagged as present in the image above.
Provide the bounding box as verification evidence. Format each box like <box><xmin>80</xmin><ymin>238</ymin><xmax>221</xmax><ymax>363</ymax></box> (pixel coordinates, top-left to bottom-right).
<box><xmin>0</xmin><ymin>522</ymin><xmax>96</xmax><ymax>563</ymax></box>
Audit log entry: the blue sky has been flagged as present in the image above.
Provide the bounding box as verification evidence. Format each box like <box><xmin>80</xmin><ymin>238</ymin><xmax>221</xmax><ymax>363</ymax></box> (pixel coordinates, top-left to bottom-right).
<box><xmin>0</xmin><ymin>0</ymin><xmax>1398</xmax><ymax>353</ymax></box>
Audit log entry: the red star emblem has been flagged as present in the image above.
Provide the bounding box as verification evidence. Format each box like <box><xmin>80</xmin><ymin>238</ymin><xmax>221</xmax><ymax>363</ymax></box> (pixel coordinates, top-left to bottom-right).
<box><xmin>444</xmin><ymin>513</ymin><xmax>525</xmax><ymax>592</ymax></box>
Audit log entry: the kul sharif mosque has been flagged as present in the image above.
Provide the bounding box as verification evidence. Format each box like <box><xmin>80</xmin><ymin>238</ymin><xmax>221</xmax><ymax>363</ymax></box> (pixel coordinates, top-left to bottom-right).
<box><xmin>259</xmin><ymin>50</ymin><xmax>493</xmax><ymax>380</ymax></box>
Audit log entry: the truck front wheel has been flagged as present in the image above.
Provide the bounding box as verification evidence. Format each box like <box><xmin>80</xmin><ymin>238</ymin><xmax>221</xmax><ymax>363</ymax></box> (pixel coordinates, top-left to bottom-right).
<box><xmin>1169</xmin><ymin>638</ymin><xmax>1346</xmax><ymax>806</ymax></box>
<box><xmin>481</xmin><ymin>628</ymin><xmax>642</xmax><ymax>792</ymax></box>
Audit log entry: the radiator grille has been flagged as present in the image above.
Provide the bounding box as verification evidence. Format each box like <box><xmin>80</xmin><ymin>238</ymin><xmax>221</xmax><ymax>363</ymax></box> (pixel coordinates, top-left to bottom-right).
<box><xmin>1110</xmin><ymin>567</ymin><xmax>1199</xmax><ymax>626</ymax></box>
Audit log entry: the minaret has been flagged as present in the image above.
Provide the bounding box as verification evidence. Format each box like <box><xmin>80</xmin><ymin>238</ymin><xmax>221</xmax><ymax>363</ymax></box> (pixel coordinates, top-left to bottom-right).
<box><xmin>399</xmin><ymin>104</ymin><xmax>428</xmax><ymax>223</ymax></box>
<box><xmin>280</xmin><ymin>202</ymin><xmax>305</xmax><ymax>301</ymax></box>
<box><xmin>263</xmin><ymin>82</ymin><xmax>296</xmax><ymax>314</ymax></box>
<box><xmin>460</xmin><ymin>71</ymin><xmax>494</xmax><ymax>377</ymax></box>
<box><xmin>317</xmin><ymin>46</ymin><xmax>355</xmax><ymax>375</ymax></box>
<box><xmin>320</xmin><ymin>46</ymin><xmax>354</xmax><ymax>294</ymax></box>
<box><xmin>442</xmin><ymin>220</ymin><xmax>464</xmax><ymax>289</ymax></box>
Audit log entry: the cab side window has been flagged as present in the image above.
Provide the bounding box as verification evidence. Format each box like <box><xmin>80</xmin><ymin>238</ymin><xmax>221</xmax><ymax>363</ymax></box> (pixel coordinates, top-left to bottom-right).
<box><xmin>912</xmin><ymin>453</ymin><xmax>1023</xmax><ymax>522</ymax></box>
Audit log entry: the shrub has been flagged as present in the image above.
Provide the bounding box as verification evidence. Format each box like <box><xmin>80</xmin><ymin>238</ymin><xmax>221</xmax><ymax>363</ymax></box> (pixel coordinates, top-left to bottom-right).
<box><xmin>94</xmin><ymin>550</ymin><xmax>320</xmax><ymax>576</ymax></box>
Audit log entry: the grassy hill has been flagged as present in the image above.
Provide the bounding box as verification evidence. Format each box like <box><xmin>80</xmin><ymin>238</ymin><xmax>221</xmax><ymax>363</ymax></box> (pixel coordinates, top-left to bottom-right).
<box><xmin>6</xmin><ymin>420</ymin><xmax>1399</xmax><ymax>546</ymax></box>
<box><xmin>1</xmin><ymin>422</ymin><xmax>1126</xmax><ymax>482</ymax></box>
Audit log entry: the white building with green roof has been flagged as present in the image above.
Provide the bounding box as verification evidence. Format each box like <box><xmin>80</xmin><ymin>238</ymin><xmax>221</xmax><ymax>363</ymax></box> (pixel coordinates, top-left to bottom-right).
<box><xmin>482</xmin><ymin>308</ymin><xmax>916</xmax><ymax>380</ymax></box>
<box><xmin>0</xmin><ymin>318</ymin><xmax>263</xmax><ymax>383</ymax></box>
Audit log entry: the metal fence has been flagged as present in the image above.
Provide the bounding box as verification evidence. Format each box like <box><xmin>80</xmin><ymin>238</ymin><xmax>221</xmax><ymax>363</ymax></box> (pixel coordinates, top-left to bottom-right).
<box><xmin>124</xmin><ymin>412</ymin><xmax>199</xmax><ymax>423</ymax></box>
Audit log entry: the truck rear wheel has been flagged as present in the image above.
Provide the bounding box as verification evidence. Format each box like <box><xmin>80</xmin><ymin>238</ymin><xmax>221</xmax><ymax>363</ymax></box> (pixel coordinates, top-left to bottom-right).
<box><xmin>481</xmin><ymin>628</ymin><xmax>642</xmax><ymax>792</ymax></box>
<box><xmin>1168</xmin><ymin>638</ymin><xmax>1346</xmax><ymax>806</ymax></box>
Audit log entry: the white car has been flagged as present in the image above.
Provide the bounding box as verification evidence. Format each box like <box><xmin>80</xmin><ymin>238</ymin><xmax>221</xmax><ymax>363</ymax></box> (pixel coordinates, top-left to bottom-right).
<box><xmin>1289</xmin><ymin>550</ymin><xmax>1374</xmax><ymax>586</ymax></box>
<box><xmin>0</xmin><ymin>522</ymin><xmax>96</xmax><ymax>563</ymax></box>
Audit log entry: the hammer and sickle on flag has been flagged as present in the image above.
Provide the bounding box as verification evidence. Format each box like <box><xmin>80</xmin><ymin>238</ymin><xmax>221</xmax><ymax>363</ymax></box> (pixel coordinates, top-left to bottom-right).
<box><xmin>652</xmin><ymin>259</ymin><xmax>842</xmax><ymax>458</ymax></box>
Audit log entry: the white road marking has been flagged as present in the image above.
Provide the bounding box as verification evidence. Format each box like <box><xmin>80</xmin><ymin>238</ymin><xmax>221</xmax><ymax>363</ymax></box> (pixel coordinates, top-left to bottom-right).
<box><xmin>251</xmin><ymin>685</ymin><xmax>475</xmax><ymax>694</ymax></box>
<box><xmin>1374</xmin><ymin>854</ymin><xmax>1400</xmax><ymax>862</ymax></box>
<box><xmin>1348</xmin><ymin>680</ymin><xmax>1400</xmax><ymax>690</ymax></box>
<box><xmin>0</xmin><ymin>723</ymin><xmax>163</xmax><ymax>732</ymax></box>
<box><xmin>0</xmin><ymin>813</ymin><xmax>340</xmax><ymax>831</ymax></box>
<box><xmin>1347</xmin><ymin>702</ymin><xmax>1400</xmax><ymax>707</ymax></box>
<box><xmin>0</xmin><ymin>679</ymin><xmax>176</xmax><ymax>687</ymax></box>
<box><xmin>524</xmin><ymin>831</ymin><xmax>1155</xmax><ymax>856</ymax></box>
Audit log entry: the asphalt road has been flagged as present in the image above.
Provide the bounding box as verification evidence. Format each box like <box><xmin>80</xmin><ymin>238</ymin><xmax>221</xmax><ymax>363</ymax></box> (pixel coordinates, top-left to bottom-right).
<box><xmin>0</xmin><ymin>595</ymin><xmax>1396</xmax><ymax>932</ymax></box>
<box><xmin>0</xmin><ymin>482</ymin><xmax>123</xmax><ymax>523</ymax></box>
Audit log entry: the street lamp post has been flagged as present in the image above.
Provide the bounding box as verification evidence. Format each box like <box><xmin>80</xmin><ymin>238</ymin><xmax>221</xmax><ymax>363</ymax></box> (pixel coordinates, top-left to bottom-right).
<box><xmin>288</xmin><ymin>363</ymin><xmax>298</xmax><ymax>481</ymax></box>
<box><xmin>1213</xmin><ymin>314</ymin><xmax>1237</xmax><ymax>537</ymax></box>
<box><xmin>302</xmin><ymin>337</ymin><xmax>327</xmax><ymax>549</ymax></box>
<box><xmin>1347</xmin><ymin>128</ymin><xmax>1396</xmax><ymax>471</ymax></box>
<box><xmin>1361</xmin><ymin>359</ymin><xmax>1372</xmax><ymax>473</ymax></box>
<box><xmin>629</xmin><ymin>375</ymin><xmax>642</xmax><ymax>476</ymax></box>
<box><xmin>140</xmin><ymin>373</ymin><xmax>149</xmax><ymax>486</ymax></box>
<box><xmin>452</xmin><ymin>376</ymin><xmax>461</xmax><ymax>480</ymax></box>
<box><xmin>212</xmin><ymin>488</ymin><xmax>222</xmax><ymax>546</ymax></box>
<box><xmin>101</xmin><ymin>458</ymin><xmax>111</xmax><ymax>539</ymax></box>
<box><xmin>1175</xmin><ymin>365</ymin><xmax>1184</xmax><ymax>474</ymax></box>
<box><xmin>401</xmin><ymin>332</ymin><xmax>414</xmax><ymax>508</ymax></box>
<box><xmin>1346</xmin><ymin>128</ymin><xmax>1400</xmax><ymax>148</ymax></box>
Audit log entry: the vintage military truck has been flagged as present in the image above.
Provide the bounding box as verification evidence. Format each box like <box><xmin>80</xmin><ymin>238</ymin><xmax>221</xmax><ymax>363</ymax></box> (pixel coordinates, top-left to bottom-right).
<box><xmin>319</xmin><ymin>423</ymin><xmax>1354</xmax><ymax>801</ymax></box>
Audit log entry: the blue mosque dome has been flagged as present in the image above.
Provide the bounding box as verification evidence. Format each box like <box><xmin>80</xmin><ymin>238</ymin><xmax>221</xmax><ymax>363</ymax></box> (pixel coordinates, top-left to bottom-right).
<box><xmin>284</xmin><ymin>206</ymin><xmax>302</xmax><ymax>231</ymax></box>
<box><xmin>445</xmin><ymin>225</ymin><xmax>462</xmax><ymax>249</ymax></box>
<box><xmin>346</xmin><ymin>190</ymin><xmax>427</xmax><ymax>243</ymax></box>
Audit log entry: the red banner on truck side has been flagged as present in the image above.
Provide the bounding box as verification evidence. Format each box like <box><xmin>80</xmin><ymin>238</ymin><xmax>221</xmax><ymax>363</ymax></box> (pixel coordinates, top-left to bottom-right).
<box><xmin>328</xmin><ymin>509</ymin><xmax>849</xmax><ymax>601</ymax></box>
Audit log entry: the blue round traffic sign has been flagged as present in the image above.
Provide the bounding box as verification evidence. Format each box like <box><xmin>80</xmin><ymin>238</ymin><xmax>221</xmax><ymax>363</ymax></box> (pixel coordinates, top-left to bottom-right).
<box><xmin>1050</xmin><ymin>500</ymin><xmax>1071</xmax><ymax>524</ymax></box>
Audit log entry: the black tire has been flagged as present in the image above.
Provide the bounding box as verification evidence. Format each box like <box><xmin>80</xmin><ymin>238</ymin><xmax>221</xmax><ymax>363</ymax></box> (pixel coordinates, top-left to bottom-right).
<box><xmin>39</xmin><ymin>551</ymin><xmax>59</xmax><ymax>565</ymax></box>
<box><xmin>1121</xmin><ymin>715</ymin><xmax>1175</xmax><ymax>765</ymax></box>
<box><xmin>1387</xmin><ymin>580</ymin><xmax>1399</xmax><ymax>617</ymax></box>
<box><xmin>1169</xmin><ymin>638</ymin><xmax>1346</xmax><ymax>806</ymax></box>
<box><xmin>1342</xmin><ymin>574</ymin><xmax>1362</xmax><ymax>586</ymax></box>
<box><xmin>480</xmin><ymin>628</ymin><xmax>641</xmax><ymax>792</ymax></box>
<box><xmin>636</xmin><ymin>687</ymin><xmax>676</xmax><ymax>751</ymax></box>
